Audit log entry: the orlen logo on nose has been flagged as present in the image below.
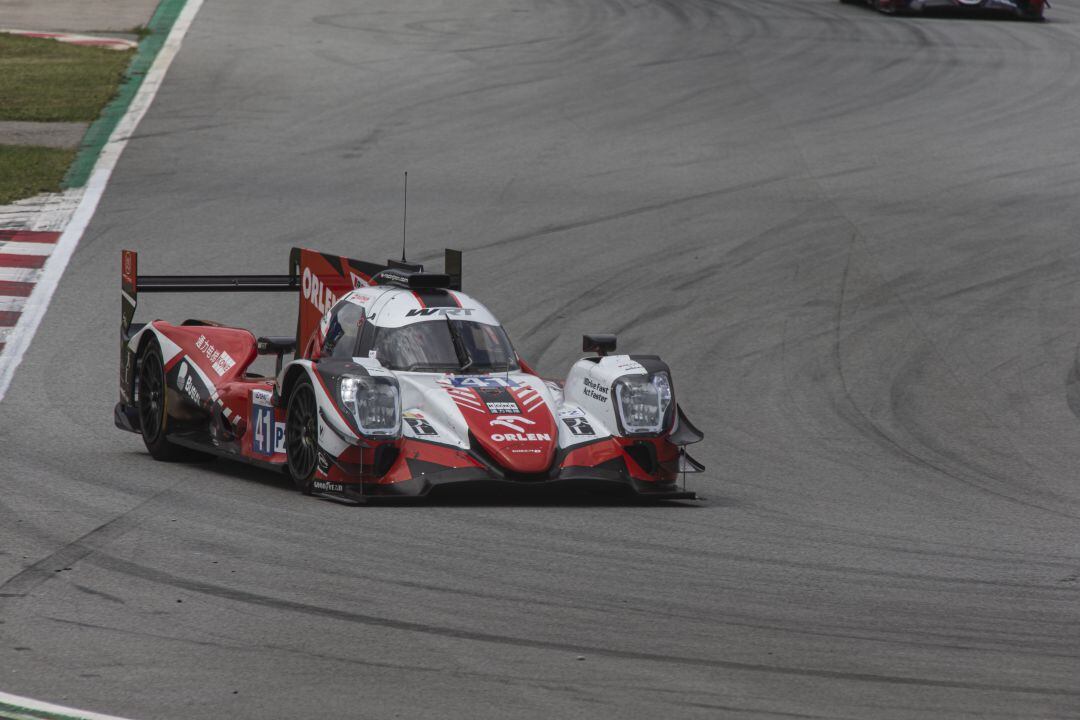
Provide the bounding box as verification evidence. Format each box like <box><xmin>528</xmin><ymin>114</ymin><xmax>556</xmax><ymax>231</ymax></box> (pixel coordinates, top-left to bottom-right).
<box><xmin>489</xmin><ymin>416</ymin><xmax>551</xmax><ymax>442</ymax></box>
<box><xmin>302</xmin><ymin>267</ymin><xmax>338</xmax><ymax>315</ymax></box>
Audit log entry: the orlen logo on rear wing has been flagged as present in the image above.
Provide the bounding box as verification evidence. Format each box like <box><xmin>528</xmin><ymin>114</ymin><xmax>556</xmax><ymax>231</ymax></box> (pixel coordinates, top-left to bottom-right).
<box><xmin>291</xmin><ymin>248</ymin><xmax>388</xmax><ymax>359</ymax></box>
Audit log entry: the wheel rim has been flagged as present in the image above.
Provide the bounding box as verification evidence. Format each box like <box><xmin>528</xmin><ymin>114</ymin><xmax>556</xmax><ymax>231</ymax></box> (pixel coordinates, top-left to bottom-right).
<box><xmin>287</xmin><ymin>386</ymin><xmax>318</xmax><ymax>480</ymax></box>
<box><xmin>138</xmin><ymin>350</ymin><xmax>165</xmax><ymax>442</ymax></box>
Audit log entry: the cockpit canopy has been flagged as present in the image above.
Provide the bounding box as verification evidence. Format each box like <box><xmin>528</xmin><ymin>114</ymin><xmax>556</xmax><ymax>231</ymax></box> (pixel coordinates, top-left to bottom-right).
<box><xmin>373</xmin><ymin>320</ymin><xmax>518</xmax><ymax>372</ymax></box>
<box><xmin>321</xmin><ymin>293</ymin><xmax>519</xmax><ymax>373</ymax></box>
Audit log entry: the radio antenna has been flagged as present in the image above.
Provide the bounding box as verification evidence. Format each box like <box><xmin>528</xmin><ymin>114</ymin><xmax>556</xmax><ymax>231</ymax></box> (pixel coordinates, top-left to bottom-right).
<box><xmin>401</xmin><ymin>171</ymin><xmax>408</xmax><ymax>262</ymax></box>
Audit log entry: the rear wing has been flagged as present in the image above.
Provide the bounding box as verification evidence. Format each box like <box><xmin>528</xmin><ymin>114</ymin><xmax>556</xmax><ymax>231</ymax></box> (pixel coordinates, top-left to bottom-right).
<box><xmin>119</xmin><ymin>247</ymin><xmax>463</xmax><ymax>403</ymax></box>
<box><xmin>120</xmin><ymin>248</ymin><xmax>299</xmax><ymax>337</ymax></box>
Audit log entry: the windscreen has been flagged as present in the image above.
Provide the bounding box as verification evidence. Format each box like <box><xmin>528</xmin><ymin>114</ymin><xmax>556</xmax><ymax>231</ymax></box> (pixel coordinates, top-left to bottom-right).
<box><xmin>372</xmin><ymin>320</ymin><xmax>519</xmax><ymax>373</ymax></box>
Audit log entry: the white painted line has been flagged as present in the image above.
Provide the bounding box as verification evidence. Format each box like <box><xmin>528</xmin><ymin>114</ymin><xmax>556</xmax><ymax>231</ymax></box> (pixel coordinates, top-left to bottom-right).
<box><xmin>0</xmin><ymin>268</ymin><xmax>39</xmax><ymax>282</ymax></box>
<box><xmin>0</xmin><ymin>328</ymin><xmax>12</xmax><ymax>341</ymax></box>
<box><xmin>0</xmin><ymin>0</ymin><xmax>206</xmax><ymax>403</ymax></box>
<box><xmin>0</xmin><ymin>690</ymin><xmax>137</xmax><ymax>720</ymax></box>
<box><xmin>0</xmin><ymin>242</ymin><xmax>55</xmax><ymax>256</ymax></box>
<box><xmin>0</xmin><ymin>296</ymin><xmax>27</xmax><ymax>312</ymax></box>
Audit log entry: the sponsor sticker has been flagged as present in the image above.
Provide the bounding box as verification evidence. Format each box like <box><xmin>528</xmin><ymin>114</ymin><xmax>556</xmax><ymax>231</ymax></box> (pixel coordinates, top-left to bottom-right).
<box><xmin>195</xmin><ymin>334</ymin><xmax>236</xmax><ymax>376</ymax></box>
<box><xmin>486</xmin><ymin>401</ymin><xmax>520</xmax><ymax>415</ymax></box>
<box><xmin>488</xmin><ymin>416</ymin><xmax>551</xmax><ymax>443</ymax></box>
<box><xmin>212</xmin><ymin>351</ymin><xmax>236</xmax><ymax>376</ymax></box>
<box><xmin>251</xmin><ymin>390</ymin><xmax>274</xmax><ymax>456</ymax></box>
<box><xmin>563</xmin><ymin>417</ymin><xmax>595</xmax><ymax>436</ymax></box>
<box><xmin>313</xmin><ymin>480</ymin><xmax>344</xmax><ymax>493</ymax></box>
<box><xmin>582</xmin><ymin>377</ymin><xmax>608</xmax><ymax>403</ymax></box>
<box><xmin>183</xmin><ymin>375</ymin><xmax>200</xmax><ymax>405</ymax></box>
<box><xmin>406</xmin><ymin>308</ymin><xmax>475</xmax><ymax>317</ymax></box>
<box><xmin>405</xmin><ymin>416</ymin><xmax>439</xmax><ymax>436</ymax></box>
<box><xmin>492</xmin><ymin>432</ymin><xmax>552</xmax><ymax>443</ymax></box>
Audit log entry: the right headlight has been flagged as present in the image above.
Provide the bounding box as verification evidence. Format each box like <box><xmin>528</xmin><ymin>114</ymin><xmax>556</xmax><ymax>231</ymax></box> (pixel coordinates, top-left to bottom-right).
<box><xmin>613</xmin><ymin>372</ymin><xmax>673</xmax><ymax>435</ymax></box>
<box><xmin>340</xmin><ymin>375</ymin><xmax>401</xmax><ymax>437</ymax></box>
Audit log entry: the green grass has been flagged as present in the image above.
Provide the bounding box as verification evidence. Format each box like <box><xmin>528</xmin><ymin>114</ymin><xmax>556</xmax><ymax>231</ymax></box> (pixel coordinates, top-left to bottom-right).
<box><xmin>0</xmin><ymin>33</ymin><xmax>135</xmax><ymax>122</ymax></box>
<box><xmin>0</xmin><ymin>145</ymin><xmax>77</xmax><ymax>204</ymax></box>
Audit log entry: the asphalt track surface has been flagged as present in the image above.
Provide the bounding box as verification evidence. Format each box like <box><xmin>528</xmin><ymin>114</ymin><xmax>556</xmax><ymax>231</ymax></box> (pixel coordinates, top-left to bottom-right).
<box><xmin>3</xmin><ymin>1</ymin><xmax>1080</xmax><ymax>718</ymax></box>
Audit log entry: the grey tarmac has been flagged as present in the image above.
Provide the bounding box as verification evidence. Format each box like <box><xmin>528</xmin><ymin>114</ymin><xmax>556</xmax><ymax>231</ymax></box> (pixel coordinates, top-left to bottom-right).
<box><xmin>1</xmin><ymin>0</ymin><xmax>1079</xmax><ymax>719</ymax></box>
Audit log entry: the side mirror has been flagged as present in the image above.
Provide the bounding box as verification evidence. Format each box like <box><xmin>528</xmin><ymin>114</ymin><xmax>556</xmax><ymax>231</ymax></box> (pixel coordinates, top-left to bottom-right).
<box><xmin>582</xmin><ymin>333</ymin><xmax>617</xmax><ymax>357</ymax></box>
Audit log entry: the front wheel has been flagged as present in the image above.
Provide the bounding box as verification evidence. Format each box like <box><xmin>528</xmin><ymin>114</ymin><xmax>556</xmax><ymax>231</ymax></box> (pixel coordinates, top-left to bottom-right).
<box><xmin>286</xmin><ymin>376</ymin><xmax>319</xmax><ymax>494</ymax></box>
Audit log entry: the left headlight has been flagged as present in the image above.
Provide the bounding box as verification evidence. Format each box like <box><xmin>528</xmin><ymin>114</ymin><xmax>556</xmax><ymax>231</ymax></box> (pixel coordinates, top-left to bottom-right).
<box><xmin>340</xmin><ymin>376</ymin><xmax>400</xmax><ymax>437</ymax></box>
<box><xmin>613</xmin><ymin>372</ymin><xmax>673</xmax><ymax>435</ymax></box>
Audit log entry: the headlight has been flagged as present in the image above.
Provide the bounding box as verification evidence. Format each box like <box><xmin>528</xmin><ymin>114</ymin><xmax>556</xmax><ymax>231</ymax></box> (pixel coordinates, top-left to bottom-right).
<box><xmin>614</xmin><ymin>372</ymin><xmax>673</xmax><ymax>435</ymax></box>
<box><xmin>340</xmin><ymin>376</ymin><xmax>400</xmax><ymax>436</ymax></box>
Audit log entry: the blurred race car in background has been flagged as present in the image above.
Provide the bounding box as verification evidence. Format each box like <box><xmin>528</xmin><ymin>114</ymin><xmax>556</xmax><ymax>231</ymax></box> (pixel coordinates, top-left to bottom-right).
<box><xmin>115</xmin><ymin>246</ymin><xmax>705</xmax><ymax>502</ymax></box>
<box><xmin>841</xmin><ymin>0</ymin><xmax>1045</xmax><ymax>20</ymax></box>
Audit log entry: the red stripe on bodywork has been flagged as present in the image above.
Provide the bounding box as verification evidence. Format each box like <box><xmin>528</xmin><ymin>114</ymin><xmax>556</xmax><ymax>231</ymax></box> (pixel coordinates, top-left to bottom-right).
<box><xmin>447</xmin><ymin>291</ymin><xmax>463</xmax><ymax>308</ymax></box>
<box><xmin>0</xmin><ymin>310</ymin><xmax>21</xmax><ymax>326</ymax></box>
<box><xmin>0</xmin><ymin>281</ymin><xmax>34</xmax><ymax>297</ymax></box>
<box><xmin>411</xmin><ymin>291</ymin><xmax>427</xmax><ymax>308</ymax></box>
<box><xmin>0</xmin><ymin>254</ymin><xmax>47</xmax><ymax>269</ymax></box>
<box><xmin>0</xmin><ymin>231</ymin><xmax>61</xmax><ymax>244</ymax></box>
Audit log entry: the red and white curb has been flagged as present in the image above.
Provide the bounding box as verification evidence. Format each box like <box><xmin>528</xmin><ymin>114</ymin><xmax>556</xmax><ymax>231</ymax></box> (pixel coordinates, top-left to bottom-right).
<box><xmin>0</xmin><ymin>29</ymin><xmax>137</xmax><ymax>52</ymax></box>
<box><xmin>0</xmin><ymin>231</ymin><xmax>61</xmax><ymax>355</ymax></box>
<box><xmin>0</xmin><ymin>690</ymin><xmax>137</xmax><ymax>720</ymax></box>
<box><xmin>0</xmin><ymin>188</ymin><xmax>86</xmax><ymax>361</ymax></box>
<box><xmin>0</xmin><ymin>0</ymin><xmax>207</xmax><ymax>407</ymax></box>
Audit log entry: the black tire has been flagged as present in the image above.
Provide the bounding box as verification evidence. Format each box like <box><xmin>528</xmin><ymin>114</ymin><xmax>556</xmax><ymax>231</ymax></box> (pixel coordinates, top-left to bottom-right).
<box><xmin>137</xmin><ymin>339</ymin><xmax>189</xmax><ymax>461</ymax></box>
<box><xmin>285</xmin><ymin>376</ymin><xmax>319</xmax><ymax>494</ymax></box>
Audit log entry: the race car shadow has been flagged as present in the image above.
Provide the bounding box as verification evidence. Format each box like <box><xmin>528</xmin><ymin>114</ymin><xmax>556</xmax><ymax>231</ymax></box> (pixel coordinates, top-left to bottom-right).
<box><xmin>917</xmin><ymin>8</ymin><xmax>1043</xmax><ymax>20</ymax></box>
<box><xmin>146</xmin><ymin>454</ymin><xmax>713</xmax><ymax>507</ymax></box>
<box><xmin>843</xmin><ymin>2</ymin><xmax>1044</xmax><ymax>21</ymax></box>
<box><xmin>358</xmin><ymin>484</ymin><xmax>710</xmax><ymax>508</ymax></box>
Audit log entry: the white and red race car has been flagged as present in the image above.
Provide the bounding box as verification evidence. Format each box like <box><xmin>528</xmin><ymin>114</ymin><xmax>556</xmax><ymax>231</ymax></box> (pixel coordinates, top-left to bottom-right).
<box><xmin>115</xmin><ymin>247</ymin><xmax>704</xmax><ymax>502</ymax></box>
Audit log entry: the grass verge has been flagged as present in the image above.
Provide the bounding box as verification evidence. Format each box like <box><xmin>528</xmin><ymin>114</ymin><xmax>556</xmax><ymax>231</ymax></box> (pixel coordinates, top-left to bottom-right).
<box><xmin>0</xmin><ymin>145</ymin><xmax>77</xmax><ymax>204</ymax></box>
<box><xmin>0</xmin><ymin>33</ymin><xmax>135</xmax><ymax>122</ymax></box>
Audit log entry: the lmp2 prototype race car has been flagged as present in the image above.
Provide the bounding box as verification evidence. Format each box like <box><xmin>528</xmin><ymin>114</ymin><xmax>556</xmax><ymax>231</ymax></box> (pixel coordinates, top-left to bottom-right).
<box><xmin>115</xmin><ymin>247</ymin><xmax>705</xmax><ymax>502</ymax></box>
<box><xmin>841</xmin><ymin>0</ymin><xmax>1045</xmax><ymax>19</ymax></box>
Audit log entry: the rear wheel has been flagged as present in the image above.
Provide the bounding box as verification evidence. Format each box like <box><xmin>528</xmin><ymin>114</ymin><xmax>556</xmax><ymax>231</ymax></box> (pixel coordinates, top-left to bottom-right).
<box><xmin>138</xmin><ymin>340</ymin><xmax>188</xmax><ymax>461</ymax></box>
<box><xmin>286</xmin><ymin>376</ymin><xmax>318</xmax><ymax>494</ymax></box>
